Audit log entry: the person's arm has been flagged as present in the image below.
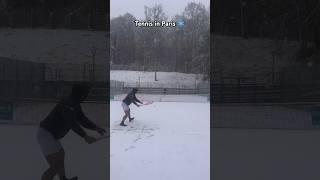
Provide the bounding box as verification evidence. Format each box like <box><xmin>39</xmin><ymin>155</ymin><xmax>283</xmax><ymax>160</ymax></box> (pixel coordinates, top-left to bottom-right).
<box><xmin>70</xmin><ymin>121</ymin><xmax>97</xmax><ymax>144</ymax></box>
<box><xmin>132</xmin><ymin>96</ymin><xmax>141</xmax><ymax>107</ymax></box>
<box><xmin>132</xmin><ymin>101</ymin><xmax>140</xmax><ymax>107</ymax></box>
<box><xmin>60</xmin><ymin>104</ymin><xmax>88</xmax><ymax>138</ymax></box>
<box><xmin>133</xmin><ymin>94</ymin><xmax>143</xmax><ymax>104</ymax></box>
<box><xmin>59</xmin><ymin>102</ymin><xmax>97</xmax><ymax>143</ymax></box>
<box><xmin>71</xmin><ymin>120</ymin><xmax>88</xmax><ymax>138</ymax></box>
<box><xmin>129</xmin><ymin>93</ymin><xmax>140</xmax><ymax>107</ymax></box>
<box><xmin>76</xmin><ymin>105</ymin><xmax>97</xmax><ymax>130</ymax></box>
<box><xmin>76</xmin><ymin>104</ymin><xmax>106</xmax><ymax>135</ymax></box>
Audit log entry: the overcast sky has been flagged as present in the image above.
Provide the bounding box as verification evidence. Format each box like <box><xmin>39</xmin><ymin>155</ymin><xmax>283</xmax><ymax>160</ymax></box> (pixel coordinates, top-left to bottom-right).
<box><xmin>111</xmin><ymin>0</ymin><xmax>210</xmax><ymax>19</ymax></box>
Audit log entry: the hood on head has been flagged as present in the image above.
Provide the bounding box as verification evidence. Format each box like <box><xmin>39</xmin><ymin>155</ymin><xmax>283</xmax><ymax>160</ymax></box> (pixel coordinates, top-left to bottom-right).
<box><xmin>132</xmin><ymin>88</ymin><xmax>138</xmax><ymax>93</ymax></box>
<box><xmin>71</xmin><ymin>83</ymin><xmax>90</xmax><ymax>102</ymax></box>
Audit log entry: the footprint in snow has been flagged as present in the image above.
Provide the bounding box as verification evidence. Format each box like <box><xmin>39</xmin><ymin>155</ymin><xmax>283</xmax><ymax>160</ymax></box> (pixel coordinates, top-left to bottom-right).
<box><xmin>125</xmin><ymin>146</ymin><xmax>136</xmax><ymax>152</ymax></box>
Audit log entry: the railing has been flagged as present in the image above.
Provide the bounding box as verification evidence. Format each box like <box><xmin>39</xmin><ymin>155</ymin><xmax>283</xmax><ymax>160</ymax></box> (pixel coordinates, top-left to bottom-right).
<box><xmin>0</xmin><ymin>60</ymin><xmax>108</xmax><ymax>82</ymax></box>
<box><xmin>111</xmin><ymin>86</ymin><xmax>209</xmax><ymax>96</ymax></box>
<box><xmin>212</xmin><ymin>83</ymin><xmax>320</xmax><ymax>103</ymax></box>
<box><xmin>110</xmin><ymin>64</ymin><xmax>208</xmax><ymax>74</ymax></box>
<box><xmin>111</xmin><ymin>64</ymin><xmax>175</xmax><ymax>72</ymax></box>
<box><xmin>110</xmin><ymin>79</ymin><xmax>210</xmax><ymax>89</ymax></box>
<box><xmin>0</xmin><ymin>80</ymin><xmax>108</xmax><ymax>102</ymax></box>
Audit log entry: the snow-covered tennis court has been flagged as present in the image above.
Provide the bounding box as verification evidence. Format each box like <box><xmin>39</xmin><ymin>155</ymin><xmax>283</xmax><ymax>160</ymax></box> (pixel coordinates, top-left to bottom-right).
<box><xmin>0</xmin><ymin>95</ymin><xmax>210</xmax><ymax>180</ymax></box>
<box><xmin>213</xmin><ymin>128</ymin><xmax>320</xmax><ymax>180</ymax></box>
<box><xmin>0</xmin><ymin>125</ymin><xmax>108</xmax><ymax>180</ymax></box>
<box><xmin>3</xmin><ymin>102</ymin><xmax>320</xmax><ymax>180</ymax></box>
<box><xmin>110</xmin><ymin>100</ymin><xmax>210</xmax><ymax>180</ymax></box>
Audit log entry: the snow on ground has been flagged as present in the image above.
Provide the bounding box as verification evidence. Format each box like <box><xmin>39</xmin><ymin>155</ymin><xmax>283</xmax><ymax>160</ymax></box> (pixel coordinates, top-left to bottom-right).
<box><xmin>213</xmin><ymin>104</ymin><xmax>313</xmax><ymax>129</ymax></box>
<box><xmin>0</xmin><ymin>29</ymin><xmax>107</xmax><ymax>64</ymax></box>
<box><xmin>110</xmin><ymin>100</ymin><xmax>210</xmax><ymax>180</ymax></box>
<box><xmin>213</xmin><ymin>128</ymin><xmax>320</xmax><ymax>180</ymax></box>
<box><xmin>110</xmin><ymin>70</ymin><xmax>209</xmax><ymax>88</ymax></box>
<box><xmin>0</xmin><ymin>125</ymin><xmax>108</xmax><ymax>180</ymax></box>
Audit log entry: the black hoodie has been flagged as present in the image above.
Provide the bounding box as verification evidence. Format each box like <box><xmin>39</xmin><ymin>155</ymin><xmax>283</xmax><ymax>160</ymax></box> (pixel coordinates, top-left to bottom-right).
<box><xmin>40</xmin><ymin>84</ymin><xmax>97</xmax><ymax>140</ymax></box>
<box><xmin>122</xmin><ymin>90</ymin><xmax>142</xmax><ymax>106</ymax></box>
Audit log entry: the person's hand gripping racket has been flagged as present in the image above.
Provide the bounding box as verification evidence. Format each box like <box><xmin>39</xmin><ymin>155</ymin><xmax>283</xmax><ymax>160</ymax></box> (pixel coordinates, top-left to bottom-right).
<box><xmin>84</xmin><ymin>126</ymin><xmax>108</xmax><ymax>144</ymax></box>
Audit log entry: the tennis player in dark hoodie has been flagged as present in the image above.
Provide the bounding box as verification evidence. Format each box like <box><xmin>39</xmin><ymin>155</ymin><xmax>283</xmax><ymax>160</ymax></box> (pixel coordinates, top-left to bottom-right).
<box><xmin>36</xmin><ymin>83</ymin><xmax>106</xmax><ymax>180</ymax></box>
<box><xmin>120</xmin><ymin>88</ymin><xmax>143</xmax><ymax>126</ymax></box>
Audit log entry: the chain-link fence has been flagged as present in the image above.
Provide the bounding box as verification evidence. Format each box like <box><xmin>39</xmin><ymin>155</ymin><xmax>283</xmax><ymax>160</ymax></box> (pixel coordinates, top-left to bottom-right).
<box><xmin>44</xmin><ymin>63</ymin><xmax>107</xmax><ymax>82</ymax></box>
<box><xmin>110</xmin><ymin>80</ymin><xmax>210</xmax><ymax>102</ymax></box>
<box><xmin>110</xmin><ymin>64</ymin><xmax>175</xmax><ymax>72</ymax></box>
<box><xmin>0</xmin><ymin>58</ymin><xmax>45</xmax><ymax>81</ymax></box>
<box><xmin>110</xmin><ymin>79</ymin><xmax>209</xmax><ymax>89</ymax></box>
<box><xmin>0</xmin><ymin>58</ymin><xmax>108</xmax><ymax>82</ymax></box>
<box><xmin>0</xmin><ymin>81</ymin><xmax>107</xmax><ymax>102</ymax></box>
<box><xmin>0</xmin><ymin>59</ymin><xmax>108</xmax><ymax>101</ymax></box>
<box><xmin>111</xmin><ymin>64</ymin><xmax>209</xmax><ymax>74</ymax></box>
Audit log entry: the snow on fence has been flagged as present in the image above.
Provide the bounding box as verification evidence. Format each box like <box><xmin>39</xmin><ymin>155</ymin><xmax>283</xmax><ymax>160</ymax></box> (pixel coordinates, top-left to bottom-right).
<box><xmin>110</xmin><ymin>86</ymin><xmax>210</xmax><ymax>103</ymax></box>
<box><xmin>110</xmin><ymin>78</ymin><xmax>210</xmax><ymax>102</ymax></box>
<box><xmin>110</xmin><ymin>79</ymin><xmax>210</xmax><ymax>89</ymax></box>
<box><xmin>111</xmin><ymin>64</ymin><xmax>175</xmax><ymax>72</ymax></box>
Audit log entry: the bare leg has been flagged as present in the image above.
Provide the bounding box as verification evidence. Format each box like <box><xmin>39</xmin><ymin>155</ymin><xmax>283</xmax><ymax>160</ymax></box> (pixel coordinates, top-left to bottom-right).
<box><xmin>121</xmin><ymin>114</ymin><xmax>128</xmax><ymax>124</ymax></box>
<box><xmin>41</xmin><ymin>149</ymin><xmax>66</xmax><ymax>180</ymax></box>
<box><xmin>128</xmin><ymin>110</ymin><xmax>132</xmax><ymax>119</ymax></box>
<box><xmin>120</xmin><ymin>111</ymin><xmax>130</xmax><ymax>125</ymax></box>
<box><xmin>57</xmin><ymin>149</ymin><xmax>67</xmax><ymax>180</ymax></box>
